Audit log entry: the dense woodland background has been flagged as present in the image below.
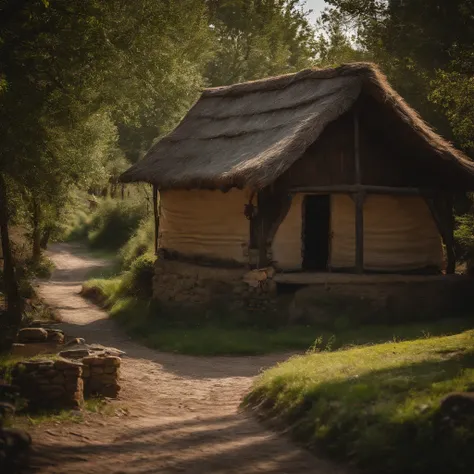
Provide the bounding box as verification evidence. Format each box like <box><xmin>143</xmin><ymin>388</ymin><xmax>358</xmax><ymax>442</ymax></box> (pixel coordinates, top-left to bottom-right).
<box><xmin>1</xmin><ymin>0</ymin><xmax>474</xmax><ymax>341</ymax></box>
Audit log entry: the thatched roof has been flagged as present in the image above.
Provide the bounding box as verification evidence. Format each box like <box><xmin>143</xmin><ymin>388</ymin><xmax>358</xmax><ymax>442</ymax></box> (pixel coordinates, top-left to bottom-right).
<box><xmin>120</xmin><ymin>63</ymin><xmax>474</xmax><ymax>190</ymax></box>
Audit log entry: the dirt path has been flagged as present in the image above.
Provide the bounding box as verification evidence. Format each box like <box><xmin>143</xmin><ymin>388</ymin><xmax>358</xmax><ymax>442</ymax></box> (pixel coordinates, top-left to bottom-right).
<box><xmin>29</xmin><ymin>243</ymin><xmax>349</xmax><ymax>474</ymax></box>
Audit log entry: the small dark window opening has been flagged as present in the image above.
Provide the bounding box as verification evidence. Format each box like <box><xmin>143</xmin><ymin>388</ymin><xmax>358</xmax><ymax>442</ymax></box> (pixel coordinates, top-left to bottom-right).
<box><xmin>302</xmin><ymin>195</ymin><xmax>330</xmax><ymax>271</ymax></box>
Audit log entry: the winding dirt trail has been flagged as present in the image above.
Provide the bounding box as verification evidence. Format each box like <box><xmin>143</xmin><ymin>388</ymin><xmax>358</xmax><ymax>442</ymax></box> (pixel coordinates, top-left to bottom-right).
<box><xmin>29</xmin><ymin>243</ymin><xmax>349</xmax><ymax>474</ymax></box>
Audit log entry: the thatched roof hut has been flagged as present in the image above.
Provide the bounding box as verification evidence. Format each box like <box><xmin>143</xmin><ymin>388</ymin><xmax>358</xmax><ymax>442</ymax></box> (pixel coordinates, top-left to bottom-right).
<box><xmin>120</xmin><ymin>63</ymin><xmax>474</xmax><ymax>277</ymax></box>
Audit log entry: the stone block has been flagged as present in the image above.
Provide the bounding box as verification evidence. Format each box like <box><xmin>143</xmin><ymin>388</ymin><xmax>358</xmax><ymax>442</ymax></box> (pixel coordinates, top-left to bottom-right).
<box><xmin>101</xmin><ymin>384</ymin><xmax>121</xmax><ymax>398</ymax></box>
<box><xmin>11</xmin><ymin>342</ymin><xmax>60</xmax><ymax>358</ymax></box>
<box><xmin>54</xmin><ymin>358</ymin><xmax>83</xmax><ymax>370</ymax></box>
<box><xmin>91</xmin><ymin>367</ymin><xmax>104</xmax><ymax>375</ymax></box>
<box><xmin>82</xmin><ymin>356</ymin><xmax>106</xmax><ymax>366</ymax></box>
<box><xmin>51</xmin><ymin>374</ymin><xmax>65</xmax><ymax>385</ymax></box>
<box><xmin>17</xmin><ymin>328</ymin><xmax>48</xmax><ymax>343</ymax></box>
<box><xmin>98</xmin><ymin>375</ymin><xmax>118</xmax><ymax>385</ymax></box>
<box><xmin>104</xmin><ymin>366</ymin><xmax>117</xmax><ymax>374</ymax></box>
<box><xmin>103</xmin><ymin>357</ymin><xmax>121</xmax><ymax>367</ymax></box>
<box><xmin>59</xmin><ymin>349</ymin><xmax>90</xmax><ymax>359</ymax></box>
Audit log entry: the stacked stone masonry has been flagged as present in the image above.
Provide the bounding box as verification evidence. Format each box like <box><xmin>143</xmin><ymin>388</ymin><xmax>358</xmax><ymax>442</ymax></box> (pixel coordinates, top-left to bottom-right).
<box><xmin>82</xmin><ymin>355</ymin><xmax>121</xmax><ymax>398</ymax></box>
<box><xmin>12</xmin><ymin>327</ymin><xmax>65</xmax><ymax>358</ymax></box>
<box><xmin>153</xmin><ymin>258</ymin><xmax>279</xmax><ymax>313</ymax></box>
<box><xmin>12</xmin><ymin>358</ymin><xmax>83</xmax><ymax>409</ymax></box>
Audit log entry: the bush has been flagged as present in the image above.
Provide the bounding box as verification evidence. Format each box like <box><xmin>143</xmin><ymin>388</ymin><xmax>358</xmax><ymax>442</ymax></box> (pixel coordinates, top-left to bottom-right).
<box><xmin>119</xmin><ymin>216</ymin><xmax>154</xmax><ymax>269</ymax></box>
<box><xmin>455</xmin><ymin>213</ymin><xmax>474</xmax><ymax>267</ymax></box>
<box><xmin>65</xmin><ymin>199</ymin><xmax>148</xmax><ymax>251</ymax></box>
<box><xmin>64</xmin><ymin>209</ymin><xmax>91</xmax><ymax>242</ymax></box>
<box><xmin>87</xmin><ymin>200</ymin><xmax>148</xmax><ymax>250</ymax></box>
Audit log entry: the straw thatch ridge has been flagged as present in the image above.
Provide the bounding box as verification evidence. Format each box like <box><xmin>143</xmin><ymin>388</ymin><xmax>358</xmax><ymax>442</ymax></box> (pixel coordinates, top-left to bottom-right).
<box><xmin>120</xmin><ymin>62</ymin><xmax>474</xmax><ymax>189</ymax></box>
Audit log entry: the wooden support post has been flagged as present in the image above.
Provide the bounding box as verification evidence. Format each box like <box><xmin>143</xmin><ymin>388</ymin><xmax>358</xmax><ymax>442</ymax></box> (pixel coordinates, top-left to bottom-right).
<box><xmin>355</xmin><ymin>191</ymin><xmax>365</xmax><ymax>274</ymax></box>
<box><xmin>445</xmin><ymin>194</ymin><xmax>456</xmax><ymax>274</ymax></box>
<box><xmin>425</xmin><ymin>194</ymin><xmax>456</xmax><ymax>274</ymax></box>
<box><xmin>152</xmin><ymin>185</ymin><xmax>159</xmax><ymax>256</ymax></box>
<box><xmin>353</xmin><ymin>110</ymin><xmax>364</xmax><ymax>274</ymax></box>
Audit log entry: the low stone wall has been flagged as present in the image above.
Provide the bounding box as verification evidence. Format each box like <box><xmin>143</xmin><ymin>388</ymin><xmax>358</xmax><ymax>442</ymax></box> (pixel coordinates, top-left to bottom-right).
<box><xmin>12</xmin><ymin>327</ymin><xmax>65</xmax><ymax>358</ymax></box>
<box><xmin>12</xmin><ymin>358</ymin><xmax>83</xmax><ymax>409</ymax></box>
<box><xmin>82</xmin><ymin>355</ymin><xmax>121</xmax><ymax>398</ymax></box>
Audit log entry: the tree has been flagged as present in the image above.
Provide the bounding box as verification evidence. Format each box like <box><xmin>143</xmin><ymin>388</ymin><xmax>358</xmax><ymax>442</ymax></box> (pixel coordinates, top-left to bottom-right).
<box><xmin>322</xmin><ymin>0</ymin><xmax>474</xmax><ymax>145</ymax></box>
<box><xmin>0</xmin><ymin>0</ymin><xmax>213</xmax><ymax>336</ymax></box>
<box><xmin>206</xmin><ymin>0</ymin><xmax>316</xmax><ymax>86</ymax></box>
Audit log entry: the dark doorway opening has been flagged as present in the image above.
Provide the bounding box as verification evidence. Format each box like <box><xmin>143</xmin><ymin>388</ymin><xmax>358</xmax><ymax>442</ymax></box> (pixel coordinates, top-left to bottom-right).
<box><xmin>302</xmin><ymin>195</ymin><xmax>330</xmax><ymax>271</ymax></box>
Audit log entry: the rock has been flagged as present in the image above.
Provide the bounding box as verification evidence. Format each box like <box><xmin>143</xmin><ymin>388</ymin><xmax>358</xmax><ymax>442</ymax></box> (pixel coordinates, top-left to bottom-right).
<box><xmin>54</xmin><ymin>358</ymin><xmax>83</xmax><ymax>370</ymax></box>
<box><xmin>100</xmin><ymin>384</ymin><xmax>121</xmax><ymax>398</ymax></box>
<box><xmin>47</xmin><ymin>332</ymin><xmax>65</xmax><ymax>344</ymax></box>
<box><xmin>440</xmin><ymin>392</ymin><xmax>474</xmax><ymax>418</ymax></box>
<box><xmin>104</xmin><ymin>366</ymin><xmax>117</xmax><ymax>374</ymax></box>
<box><xmin>99</xmin><ymin>374</ymin><xmax>119</xmax><ymax>384</ymax></box>
<box><xmin>64</xmin><ymin>338</ymin><xmax>86</xmax><ymax>347</ymax></box>
<box><xmin>51</xmin><ymin>375</ymin><xmax>65</xmax><ymax>385</ymax></box>
<box><xmin>82</xmin><ymin>356</ymin><xmax>106</xmax><ymax>366</ymax></box>
<box><xmin>17</xmin><ymin>328</ymin><xmax>48</xmax><ymax>343</ymax></box>
<box><xmin>82</xmin><ymin>366</ymin><xmax>91</xmax><ymax>378</ymax></box>
<box><xmin>11</xmin><ymin>342</ymin><xmax>60</xmax><ymax>358</ymax></box>
<box><xmin>103</xmin><ymin>357</ymin><xmax>121</xmax><ymax>367</ymax></box>
<box><xmin>288</xmin><ymin>286</ymin><xmax>335</xmax><ymax>325</ymax></box>
<box><xmin>59</xmin><ymin>349</ymin><xmax>91</xmax><ymax>359</ymax></box>
<box><xmin>265</xmin><ymin>266</ymin><xmax>276</xmax><ymax>279</ymax></box>
<box><xmin>243</xmin><ymin>270</ymin><xmax>267</xmax><ymax>283</ymax></box>
<box><xmin>91</xmin><ymin>367</ymin><xmax>104</xmax><ymax>375</ymax></box>
<box><xmin>23</xmin><ymin>359</ymin><xmax>54</xmax><ymax>370</ymax></box>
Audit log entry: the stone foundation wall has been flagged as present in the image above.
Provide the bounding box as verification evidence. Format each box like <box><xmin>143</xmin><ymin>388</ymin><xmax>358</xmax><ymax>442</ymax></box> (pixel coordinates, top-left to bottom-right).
<box><xmin>12</xmin><ymin>358</ymin><xmax>83</xmax><ymax>409</ymax></box>
<box><xmin>82</xmin><ymin>355</ymin><xmax>121</xmax><ymax>398</ymax></box>
<box><xmin>153</xmin><ymin>259</ymin><xmax>280</xmax><ymax>314</ymax></box>
<box><xmin>289</xmin><ymin>276</ymin><xmax>474</xmax><ymax>325</ymax></box>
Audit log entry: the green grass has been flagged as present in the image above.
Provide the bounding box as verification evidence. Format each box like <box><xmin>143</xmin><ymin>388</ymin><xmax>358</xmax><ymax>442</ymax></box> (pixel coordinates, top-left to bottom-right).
<box><xmin>244</xmin><ymin>324</ymin><xmax>474</xmax><ymax>474</ymax></box>
<box><xmin>81</xmin><ymin>275</ymin><xmax>474</xmax><ymax>356</ymax></box>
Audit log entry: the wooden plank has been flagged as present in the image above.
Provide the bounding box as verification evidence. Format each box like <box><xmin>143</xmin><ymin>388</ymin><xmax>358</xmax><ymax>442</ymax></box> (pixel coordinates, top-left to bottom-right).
<box><xmin>273</xmin><ymin>272</ymin><xmax>464</xmax><ymax>285</ymax></box>
<box><xmin>353</xmin><ymin>110</ymin><xmax>364</xmax><ymax>274</ymax></box>
<box><xmin>354</xmin><ymin>111</ymin><xmax>361</xmax><ymax>184</ymax></box>
<box><xmin>152</xmin><ymin>185</ymin><xmax>159</xmax><ymax>255</ymax></box>
<box><xmin>355</xmin><ymin>191</ymin><xmax>364</xmax><ymax>273</ymax></box>
<box><xmin>290</xmin><ymin>185</ymin><xmax>425</xmax><ymax>195</ymax></box>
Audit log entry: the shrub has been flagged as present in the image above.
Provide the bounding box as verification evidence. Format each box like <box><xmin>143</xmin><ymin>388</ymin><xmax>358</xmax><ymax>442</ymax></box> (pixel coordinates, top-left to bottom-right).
<box><xmin>455</xmin><ymin>213</ymin><xmax>474</xmax><ymax>268</ymax></box>
<box><xmin>66</xmin><ymin>198</ymin><xmax>149</xmax><ymax>251</ymax></box>
<box><xmin>87</xmin><ymin>200</ymin><xmax>148</xmax><ymax>250</ymax></box>
<box><xmin>64</xmin><ymin>209</ymin><xmax>91</xmax><ymax>242</ymax></box>
<box><xmin>119</xmin><ymin>216</ymin><xmax>154</xmax><ymax>269</ymax></box>
<box><xmin>119</xmin><ymin>254</ymin><xmax>155</xmax><ymax>298</ymax></box>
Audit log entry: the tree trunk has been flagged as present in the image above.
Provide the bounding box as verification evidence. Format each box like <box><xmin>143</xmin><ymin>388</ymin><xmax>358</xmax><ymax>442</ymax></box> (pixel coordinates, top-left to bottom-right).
<box><xmin>0</xmin><ymin>173</ymin><xmax>22</xmax><ymax>336</ymax></box>
<box><xmin>32</xmin><ymin>198</ymin><xmax>41</xmax><ymax>261</ymax></box>
<box><xmin>40</xmin><ymin>228</ymin><xmax>51</xmax><ymax>250</ymax></box>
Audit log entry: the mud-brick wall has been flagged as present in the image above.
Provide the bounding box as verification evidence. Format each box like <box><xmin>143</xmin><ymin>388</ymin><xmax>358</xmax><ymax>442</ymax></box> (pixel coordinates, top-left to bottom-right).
<box><xmin>12</xmin><ymin>358</ymin><xmax>83</xmax><ymax>409</ymax></box>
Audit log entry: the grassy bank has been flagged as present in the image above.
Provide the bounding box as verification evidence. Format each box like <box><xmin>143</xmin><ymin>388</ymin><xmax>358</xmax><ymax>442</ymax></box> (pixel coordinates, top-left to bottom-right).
<box><xmin>244</xmin><ymin>324</ymin><xmax>474</xmax><ymax>474</ymax></box>
<box><xmin>82</xmin><ymin>270</ymin><xmax>474</xmax><ymax>355</ymax></box>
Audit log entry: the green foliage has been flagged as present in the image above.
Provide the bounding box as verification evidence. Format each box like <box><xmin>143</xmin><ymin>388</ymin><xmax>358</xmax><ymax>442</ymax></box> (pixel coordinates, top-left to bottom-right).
<box><xmin>87</xmin><ymin>200</ymin><xmax>148</xmax><ymax>251</ymax></box>
<box><xmin>206</xmin><ymin>0</ymin><xmax>316</xmax><ymax>86</ymax></box>
<box><xmin>455</xmin><ymin>213</ymin><xmax>474</xmax><ymax>265</ymax></box>
<box><xmin>430</xmin><ymin>70</ymin><xmax>474</xmax><ymax>151</ymax></box>
<box><xmin>120</xmin><ymin>254</ymin><xmax>155</xmax><ymax>299</ymax></box>
<box><xmin>66</xmin><ymin>199</ymin><xmax>148</xmax><ymax>251</ymax></box>
<box><xmin>119</xmin><ymin>216</ymin><xmax>155</xmax><ymax>269</ymax></box>
<box><xmin>244</xmin><ymin>323</ymin><xmax>474</xmax><ymax>474</ymax></box>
